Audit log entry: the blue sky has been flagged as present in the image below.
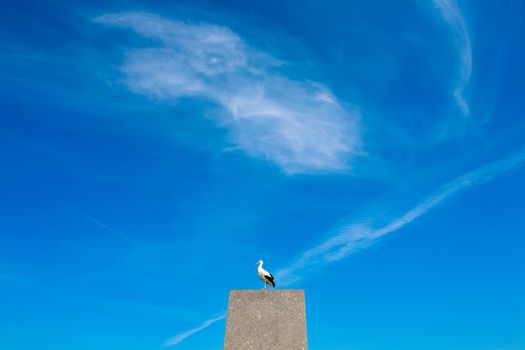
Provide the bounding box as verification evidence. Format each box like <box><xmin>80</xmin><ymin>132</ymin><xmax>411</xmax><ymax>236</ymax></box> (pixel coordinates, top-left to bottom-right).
<box><xmin>1</xmin><ymin>0</ymin><xmax>524</xmax><ymax>349</ymax></box>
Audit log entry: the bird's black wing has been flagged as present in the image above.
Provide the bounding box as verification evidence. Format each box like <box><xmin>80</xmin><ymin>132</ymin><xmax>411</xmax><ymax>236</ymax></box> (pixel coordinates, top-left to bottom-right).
<box><xmin>264</xmin><ymin>273</ymin><xmax>276</xmax><ymax>287</ymax></box>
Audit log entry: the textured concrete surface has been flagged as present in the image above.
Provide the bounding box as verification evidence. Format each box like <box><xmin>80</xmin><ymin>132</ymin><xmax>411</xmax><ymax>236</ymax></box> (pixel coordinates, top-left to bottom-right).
<box><xmin>224</xmin><ymin>290</ymin><xmax>307</xmax><ymax>350</ymax></box>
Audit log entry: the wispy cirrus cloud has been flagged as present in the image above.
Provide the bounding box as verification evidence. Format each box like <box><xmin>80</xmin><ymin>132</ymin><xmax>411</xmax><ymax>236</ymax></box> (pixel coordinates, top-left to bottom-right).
<box><xmin>162</xmin><ymin>313</ymin><xmax>226</xmax><ymax>347</ymax></box>
<box><xmin>78</xmin><ymin>211</ymin><xmax>150</xmax><ymax>250</ymax></box>
<box><xmin>433</xmin><ymin>0</ymin><xmax>472</xmax><ymax>115</ymax></box>
<box><xmin>159</xmin><ymin>146</ymin><xmax>525</xmax><ymax>346</ymax></box>
<box><xmin>93</xmin><ymin>12</ymin><xmax>361</xmax><ymax>174</ymax></box>
<box><xmin>276</xmin><ymin>146</ymin><xmax>525</xmax><ymax>285</ymax></box>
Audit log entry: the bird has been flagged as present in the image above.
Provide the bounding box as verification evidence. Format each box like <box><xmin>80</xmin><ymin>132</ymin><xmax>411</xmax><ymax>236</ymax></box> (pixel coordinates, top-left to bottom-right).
<box><xmin>256</xmin><ymin>260</ymin><xmax>275</xmax><ymax>289</ymax></box>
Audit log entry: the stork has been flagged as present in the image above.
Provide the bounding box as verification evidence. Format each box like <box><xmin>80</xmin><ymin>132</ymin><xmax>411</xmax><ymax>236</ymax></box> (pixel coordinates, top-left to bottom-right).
<box><xmin>256</xmin><ymin>260</ymin><xmax>275</xmax><ymax>289</ymax></box>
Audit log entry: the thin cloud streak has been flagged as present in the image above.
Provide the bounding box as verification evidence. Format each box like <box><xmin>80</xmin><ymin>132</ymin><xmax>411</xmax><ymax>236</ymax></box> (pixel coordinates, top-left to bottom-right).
<box><xmin>78</xmin><ymin>211</ymin><xmax>150</xmax><ymax>250</ymax></box>
<box><xmin>276</xmin><ymin>146</ymin><xmax>525</xmax><ymax>285</ymax></box>
<box><xmin>159</xmin><ymin>147</ymin><xmax>525</xmax><ymax>345</ymax></box>
<box><xmin>433</xmin><ymin>0</ymin><xmax>472</xmax><ymax>115</ymax></box>
<box><xmin>94</xmin><ymin>12</ymin><xmax>361</xmax><ymax>174</ymax></box>
<box><xmin>162</xmin><ymin>314</ymin><xmax>226</xmax><ymax>347</ymax></box>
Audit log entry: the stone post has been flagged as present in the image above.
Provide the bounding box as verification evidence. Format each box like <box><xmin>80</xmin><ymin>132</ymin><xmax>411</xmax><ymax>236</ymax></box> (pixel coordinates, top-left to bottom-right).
<box><xmin>224</xmin><ymin>290</ymin><xmax>308</xmax><ymax>350</ymax></box>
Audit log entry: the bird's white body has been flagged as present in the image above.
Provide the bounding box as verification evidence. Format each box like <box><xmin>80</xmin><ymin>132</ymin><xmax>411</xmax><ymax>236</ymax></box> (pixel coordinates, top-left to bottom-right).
<box><xmin>256</xmin><ymin>260</ymin><xmax>275</xmax><ymax>288</ymax></box>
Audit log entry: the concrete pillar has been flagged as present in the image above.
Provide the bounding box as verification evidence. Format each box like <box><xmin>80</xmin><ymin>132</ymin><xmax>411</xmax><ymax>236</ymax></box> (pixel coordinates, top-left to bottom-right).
<box><xmin>224</xmin><ymin>290</ymin><xmax>308</xmax><ymax>350</ymax></box>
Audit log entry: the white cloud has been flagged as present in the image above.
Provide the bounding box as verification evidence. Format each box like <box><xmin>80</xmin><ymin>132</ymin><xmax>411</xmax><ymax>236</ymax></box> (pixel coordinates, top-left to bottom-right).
<box><xmin>433</xmin><ymin>0</ymin><xmax>472</xmax><ymax>115</ymax></box>
<box><xmin>162</xmin><ymin>314</ymin><xmax>225</xmax><ymax>347</ymax></box>
<box><xmin>78</xmin><ymin>211</ymin><xmax>150</xmax><ymax>250</ymax></box>
<box><xmin>94</xmin><ymin>12</ymin><xmax>361</xmax><ymax>174</ymax></box>
<box><xmin>276</xmin><ymin>146</ymin><xmax>525</xmax><ymax>285</ymax></box>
